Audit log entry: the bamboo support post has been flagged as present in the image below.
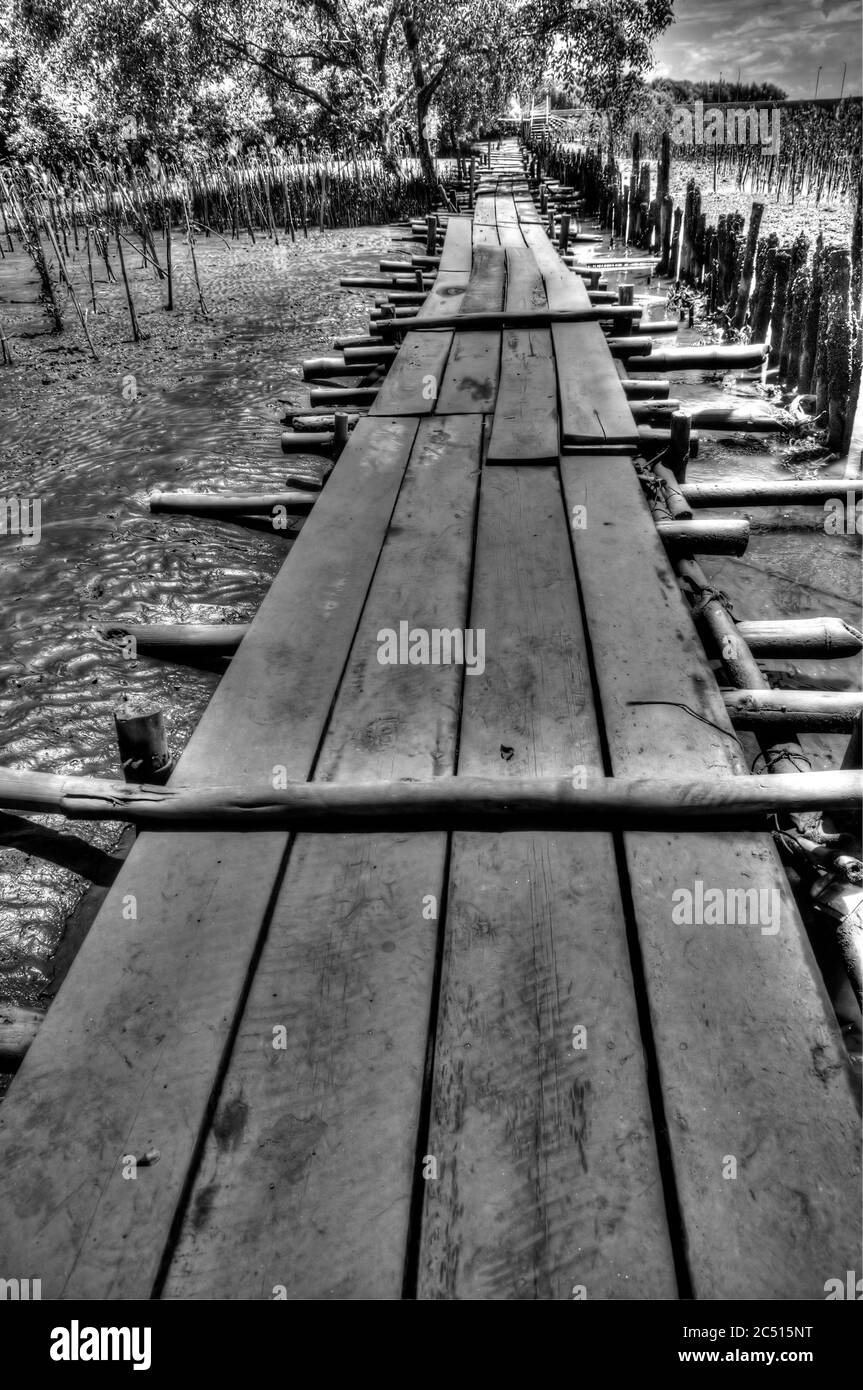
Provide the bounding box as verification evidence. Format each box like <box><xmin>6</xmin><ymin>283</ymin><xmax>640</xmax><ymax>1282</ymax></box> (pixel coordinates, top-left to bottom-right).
<box><xmin>0</xmin><ymin>1006</ymin><xmax>45</xmax><ymax>1070</ymax></box>
<box><xmin>731</xmin><ymin>202</ymin><xmax>764</xmax><ymax>327</ymax></box>
<box><xmin>333</xmin><ymin>412</ymin><xmax>350</xmax><ymax>459</ymax></box>
<box><xmin>668</xmin><ymin>410</ymin><xmax>692</xmax><ymax>482</ymax></box>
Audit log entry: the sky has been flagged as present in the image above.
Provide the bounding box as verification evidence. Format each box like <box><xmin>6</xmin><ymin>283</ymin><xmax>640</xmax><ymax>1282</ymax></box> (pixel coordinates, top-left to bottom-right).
<box><xmin>651</xmin><ymin>0</ymin><xmax>862</xmax><ymax>97</ymax></box>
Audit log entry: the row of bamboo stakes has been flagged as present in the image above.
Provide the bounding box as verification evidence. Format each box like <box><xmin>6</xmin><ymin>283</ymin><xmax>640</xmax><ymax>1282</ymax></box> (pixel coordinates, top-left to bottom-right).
<box><xmin>0</xmin><ymin>152</ymin><xmax>445</xmax><ymax>359</ymax></box>
<box><xmin>536</xmin><ymin>99</ymin><xmax>860</xmax><ymax>208</ymax></box>
<box><xmin>525</xmin><ymin>128</ymin><xmax>862</xmax><ymax>452</ymax></box>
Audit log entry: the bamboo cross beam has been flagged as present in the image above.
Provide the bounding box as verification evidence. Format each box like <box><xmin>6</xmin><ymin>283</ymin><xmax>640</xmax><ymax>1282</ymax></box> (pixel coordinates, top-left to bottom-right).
<box><xmin>656</xmin><ymin>518</ymin><xmax>750</xmax><ymax>556</ymax></box>
<box><xmin>723</xmin><ymin>691</ymin><xmax>863</xmax><ymax>732</ymax></box>
<box><xmin>736</xmin><ymin>618</ymin><xmax>863</xmax><ymax>659</ymax></box>
<box><xmin>149</xmin><ymin>490</ymin><xmax>316</xmax><ymax>518</ymax></box>
<box><xmin>636</xmin><ymin>404</ymin><xmax>788</xmax><ymax>432</ymax></box>
<box><xmin>632</xmin><ymin>319</ymin><xmax>681</xmax><ymax>336</ymax></box>
<box><xmin>375</xmin><ymin>306</ymin><xmax>643</xmax><ymax>336</ymax></box>
<box><xmin>280</xmin><ymin>431</ymin><xmax>336</xmax><ymax>453</ymax></box>
<box><xmin>683</xmin><ymin>479</ymin><xmax>863</xmax><ymax>508</ymax></box>
<box><xmin>0</xmin><ymin>768</ymin><xmax>857</xmax><ymax>832</ymax></box>
<box><xmin>621</xmin><ymin>378</ymin><xmax>672</xmax><ymax>399</ymax></box>
<box><xmin>104</xmin><ymin>623</ymin><xmax>246</xmax><ymax>658</ymax></box>
<box><xmin>626</xmin><ymin>344</ymin><xmax>768</xmax><ymax>372</ymax></box>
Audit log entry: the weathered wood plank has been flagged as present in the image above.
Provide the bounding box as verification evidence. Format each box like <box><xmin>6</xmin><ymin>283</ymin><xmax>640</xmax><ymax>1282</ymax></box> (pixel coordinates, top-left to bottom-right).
<box><xmin>163</xmin><ymin>415</ymin><xmax>484</xmax><ymax>1300</ymax></box>
<box><xmin>436</xmin><ymin>331</ymin><xmax>500</xmax><ymax>414</ymax></box>
<box><xmin>516</xmin><ymin>234</ymin><xmax>637</xmax><ymax>449</ymax></box>
<box><xmin>438</xmin><ymin>215</ymin><xmax>473</xmax><ymax>273</ymax></box>
<box><xmin>487</xmin><ymin>247</ymin><xmax>557</xmax><ymax>463</ymax></box>
<box><xmin>433</xmin><ymin>247</ymin><xmax>504</xmax><ymax>414</ymax></box>
<box><xmin>369</xmin><ymin>330</ymin><xmax>454</xmax><ymax>415</ymax></box>
<box><xmin>493</xmin><ymin>194</ymin><xmax>519</xmax><ymax>224</ymax></box>
<box><xmin>504</xmin><ymin>247</ymin><xmax>547</xmax><ymax>313</ymax></box>
<box><xmin>419</xmin><ymin>270</ymin><xmax>468</xmax><ymax>320</ymax></box>
<box><xmin>486</xmin><ymin>324</ymin><xmax>558</xmax><ymax>463</ymax></box>
<box><xmin>552</xmin><ymin>321</ymin><xmax>640</xmax><ymax>447</ymax></box>
<box><xmin>0</xmin><ymin>415</ymin><xmax>420</xmax><ymax>1300</ymax></box>
<box><xmin>460</xmin><ymin>245</ymin><xmax>506</xmax><ymax>314</ymax></box>
<box><xmin>417</xmin><ymin>463</ymin><xmax>677</xmax><ymax>1300</ymax></box>
<box><xmin>472</xmin><ymin>224</ymin><xmax>501</xmax><ymax>249</ymax></box>
<box><xmin>473</xmin><ymin>196</ymin><xmax>498</xmax><ymax>228</ymax></box>
<box><xmin>558</xmin><ymin>452</ymin><xmax>862</xmax><ymax>1299</ymax></box>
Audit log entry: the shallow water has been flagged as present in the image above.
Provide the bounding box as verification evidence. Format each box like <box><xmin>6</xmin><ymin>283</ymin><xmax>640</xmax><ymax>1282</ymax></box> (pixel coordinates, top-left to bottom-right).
<box><xmin>0</xmin><ymin>224</ymin><xmax>398</xmax><ymax>1009</ymax></box>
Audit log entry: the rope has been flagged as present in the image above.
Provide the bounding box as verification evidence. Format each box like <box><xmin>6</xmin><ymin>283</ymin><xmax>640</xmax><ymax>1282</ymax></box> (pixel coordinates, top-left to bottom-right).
<box><xmin>751</xmin><ymin>746</ymin><xmax>812</xmax><ymax>774</ymax></box>
<box><xmin>687</xmin><ymin>583</ymin><xmax>736</xmax><ymax>619</ymax></box>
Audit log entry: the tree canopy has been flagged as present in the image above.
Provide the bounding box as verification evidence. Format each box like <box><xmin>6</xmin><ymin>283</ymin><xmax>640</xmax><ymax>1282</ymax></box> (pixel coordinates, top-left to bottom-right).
<box><xmin>0</xmin><ymin>0</ymin><xmax>677</xmax><ymax>170</ymax></box>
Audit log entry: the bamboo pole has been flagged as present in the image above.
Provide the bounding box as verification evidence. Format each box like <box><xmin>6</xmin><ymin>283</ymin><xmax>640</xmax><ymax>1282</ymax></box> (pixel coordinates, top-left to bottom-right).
<box><xmin>626</xmin><ymin>344</ymin><xmax>767</xmax><ymax>372</ymax></box>
<box><xmin>0</xmin><ymin>1006</ymin><xmax>45</xmax><ymax>1069</ymax></box>
<box><xmin>281</xmin><ymin>431</ymin><xmax>336</xmax><ymax>453</ymax></box>
<box><xmin>115</xmin><ymin>228</ymin><xmax>143</xmax><ymax>343</ymax></box>
<box><xmin>736</xmin><ymin>617</ymin><xmax>863</xmax><ymax>658</ymax></box>
<box><xmin>723</xmin><ymin>691</ymin><xmax>863</xmax><ymax>732</ymax></box>
<box><xmin>165</xmin><ymin>214</ymin><xmax>174</xmax><ymax>310</ymax></box>
<box><xmin>114</xmin><ymin>702</ymin><xmax>172</xmax><ymax>784</ymax></box>
<box><xmin>683</xmin><ymin>479</ymin><xmax>863</xmax><ymax>508</ymax></box>
<box><xmin>105</xmin><ymin>623</ymin><xmax>246</xmax><ymax>656</ymax></box>
<box><xmin>149</xmin><ymin>490</ymin><xmax>316</xmax><ymax>517</ymax></box>
<box><xmin>378</xmin><ymin>306</ymin><xmax>642</xmax><ymax>337</ymax></box>
<box><xmin>0</xmin><ymin>767</ymin><xmax>857</xmax><ymax>831</ymax></box>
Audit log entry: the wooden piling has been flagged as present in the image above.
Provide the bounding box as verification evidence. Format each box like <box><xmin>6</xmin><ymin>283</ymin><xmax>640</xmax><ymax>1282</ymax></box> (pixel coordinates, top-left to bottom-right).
<box><xmin>114</xmin><ymin>700</ymin><xmax>172</xmax><ymax>784</ymax></box>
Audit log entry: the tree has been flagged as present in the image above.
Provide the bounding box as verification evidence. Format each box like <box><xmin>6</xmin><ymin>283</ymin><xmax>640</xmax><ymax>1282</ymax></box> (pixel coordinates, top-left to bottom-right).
<box><xmin>7</xmin><ymin>0</ymin><xmax>535</xmax><ymax>178</ymax></box>
<box><xmin>538</xmin><ymin>0</ymin><xmax>675</xmax><ymax>160</ymax></box>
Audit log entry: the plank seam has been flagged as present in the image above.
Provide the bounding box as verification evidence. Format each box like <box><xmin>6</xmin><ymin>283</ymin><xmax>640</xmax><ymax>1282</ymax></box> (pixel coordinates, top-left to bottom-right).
<box><xmin>554</xmin><ymin>453</ymin><xmax>695</xmax><ymax>1299</ymax></box>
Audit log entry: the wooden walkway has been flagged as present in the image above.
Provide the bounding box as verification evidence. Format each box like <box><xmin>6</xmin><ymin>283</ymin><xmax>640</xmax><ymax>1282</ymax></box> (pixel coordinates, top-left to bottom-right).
<box><xmin>0</xmin><ymin>145</ymin><xmax>858</xmax><ymax>1301</ymax></box>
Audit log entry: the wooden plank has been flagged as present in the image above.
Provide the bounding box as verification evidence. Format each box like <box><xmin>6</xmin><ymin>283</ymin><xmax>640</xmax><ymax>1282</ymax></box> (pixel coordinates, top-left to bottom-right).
<box><xmin>436</xmin><ymin>331</ymin><xmax>500</xmax><ymax>414</ymax></box>
<box><xmin>504</xmin><ymin>247</ymin><xmax>547</xmax><ymax>313</ymax></box>
<box><xmin>419</xmin><ymin>270</ymin><xmax>468</xmax><ymax>320</ymax></box>
<box><xmin>487</xmin><ymin>325</ymin><xmax>558</xmax><ymax>463</ymax></box>
<box><xmin>438</xmin><ymin>215</ymin><xmax>472</xmax><ymax>272</ymax></box>
<box><xmin>558</xmin><ymin>453</ymin><xmax>862</xmax><ymax>1299</ymax></box>
<box><xmin>417</xmin><ymin>463</ymin><xmax>677</xmax><ymax>1300</ymax></box>
<box><xmin>434</xmin><ymin>247</ymin><xmax>504</xmax><ymax>414</ymax></box>
<box><xmin>369</xmin><ymin>330</ymin><xmax>453</xmax><ymax>415</ymax></box>
<box><xmin>460</xmin><ymin>246</ymin><xmax>506</xmax><ymax>315</ymax></box>
<box><xmin>552</xmin><ymin>321</ymin><xmax>639</xmax><ymax>447</ymax></box>
<box><xmin>496</xmin><ymin>222</ymin><xmax>528</xmax><ymax>248</ymax></box>
<box><xmin>487</xmin><ymin>246</ymin><xmax>557</xmax><ymax>464</ymax></box>
<box><xmin>0</xmin><ymin>415</ymin><xmax>420</xmax><ymax>1300</ymax></box>
<box><xmin>473</xmin><ymin>196</ymin><xmax>497</xmax><ymax>227</ymax></box>
<box><xmin>472</xmin><ymin>224</ymin><xmax>500</xmax><ymax>249</ymax></box>
<box><xmin>163</xmin><ymin>415</ymin><xmax>484</xmax><ymax>1300</ymax></box>
<box><xmin>520</xmin><ymin>232</ymin><xmax>637</xmax><ymax>448</ymax></box>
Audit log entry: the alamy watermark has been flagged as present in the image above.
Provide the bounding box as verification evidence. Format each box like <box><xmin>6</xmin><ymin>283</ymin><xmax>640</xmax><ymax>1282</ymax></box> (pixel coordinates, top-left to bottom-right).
<box><xmin>669</xmin><ymin>101</ymin><xmax>780</xmax><ymax>152</ymax></box>
<box><xmin>376</xmin><ymin>622</ymin><xmax>485</xmax><ymax>676</ymax></box>
<box><xmin>0</xmin><ymin>495</ymin><xmax>41</xmax><ymax>546</ymax></box>
<box><xmin>671</xmin><ymin>879</ymin><xmax>780</xmax><ymax>935</ymax></box>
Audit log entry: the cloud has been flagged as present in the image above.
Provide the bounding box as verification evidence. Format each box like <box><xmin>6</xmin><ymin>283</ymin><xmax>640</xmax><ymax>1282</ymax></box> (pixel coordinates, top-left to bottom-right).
<box><xmin>652</xmin><ymin>0</ymin><xmax>862</xmax><ymax>95</ymax></box>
